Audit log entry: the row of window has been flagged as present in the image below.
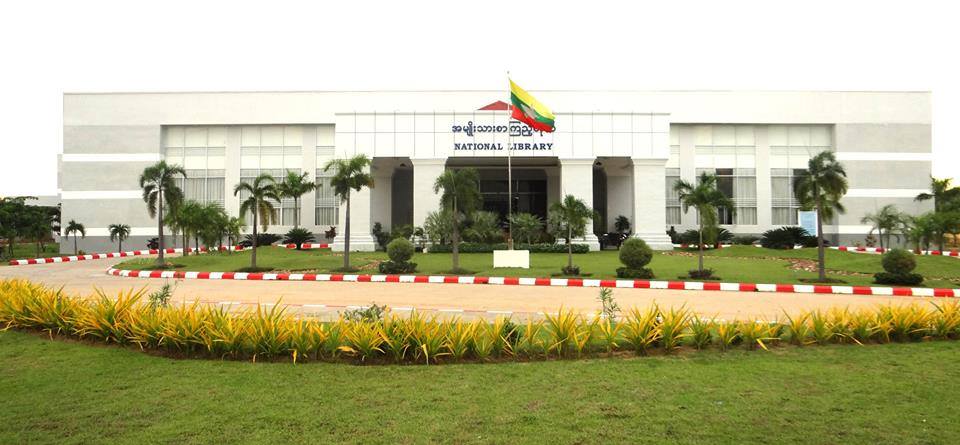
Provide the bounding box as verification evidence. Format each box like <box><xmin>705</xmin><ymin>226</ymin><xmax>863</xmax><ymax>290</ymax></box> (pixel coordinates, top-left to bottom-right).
<box><xmin>664</xmin><ymin>170</ymin><xmax>805</xmax><ymax>226</ymax></box>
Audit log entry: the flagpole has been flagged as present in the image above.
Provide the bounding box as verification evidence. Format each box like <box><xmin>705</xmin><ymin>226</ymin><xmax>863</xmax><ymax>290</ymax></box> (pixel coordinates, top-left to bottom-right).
<box><xmin>506</xmin><ymin>72</ymin><xmax>514</xmax><ymax>250</ymax></box>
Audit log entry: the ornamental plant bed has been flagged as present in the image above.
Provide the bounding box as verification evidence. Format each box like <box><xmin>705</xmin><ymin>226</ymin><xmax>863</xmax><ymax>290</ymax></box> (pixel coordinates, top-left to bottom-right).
<box><xmin>4</xmin><ymin>279</ymin><xmax>960</xmax><ymax>367</ymax></box>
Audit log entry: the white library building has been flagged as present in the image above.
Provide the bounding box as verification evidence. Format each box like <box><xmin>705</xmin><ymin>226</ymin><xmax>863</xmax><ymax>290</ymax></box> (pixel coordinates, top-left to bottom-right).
<box><xmin>59</xmin><ymin>90</ymin><xmax>932</xmax><ymax>253</ymax></box>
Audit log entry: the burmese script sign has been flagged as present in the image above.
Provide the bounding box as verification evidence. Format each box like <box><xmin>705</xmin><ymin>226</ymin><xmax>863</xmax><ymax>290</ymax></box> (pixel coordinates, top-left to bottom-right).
<box><xmin>451</xmin><ymin>120</ymin><xmax>553</xmax><ymax>152</ymax></box>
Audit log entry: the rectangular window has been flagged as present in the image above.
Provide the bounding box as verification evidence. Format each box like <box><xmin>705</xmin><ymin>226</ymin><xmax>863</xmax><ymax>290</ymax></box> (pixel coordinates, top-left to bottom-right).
<box><xmin>665</xmin><ymin>168</ymin><xmax>681</xmax><ymax>225</ymax></box>
<box><xmin>698</xmin><ymin>167</ymin><xmax>757</xmax><ymax>226</ymax></box>
<box><xmin>771</xmin><ymin>168</ymin><xmax>807</xmax><ymax>225</ymax></box>
<box><xmin>315</xmin><ymin>172</ymin><xmax>339</xmax><ymax>226</ymax></box>
<box><xmin>163</xmin><ymin>126</ymin><xmax>227</xmax><ymax>208</ymax></box>
<box><xmin>769</xmin><ymin>125</ymin><xmax>831</xmax><ymax>225</ymax></box>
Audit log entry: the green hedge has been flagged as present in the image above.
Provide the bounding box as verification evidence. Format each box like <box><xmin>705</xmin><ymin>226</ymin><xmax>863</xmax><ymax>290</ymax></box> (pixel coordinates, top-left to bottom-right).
<box><xmin>427</xmin><ymin>242</ymin><xmax>589</xmax><ymax>254</ymax></box>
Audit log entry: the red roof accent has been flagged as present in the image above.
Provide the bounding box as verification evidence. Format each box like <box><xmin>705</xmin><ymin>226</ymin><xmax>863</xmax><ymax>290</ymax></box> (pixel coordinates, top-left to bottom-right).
<box><xmin>478</xmin><ymin>100</ymin><xmax>510</xmax><ymax>111</ymax></box>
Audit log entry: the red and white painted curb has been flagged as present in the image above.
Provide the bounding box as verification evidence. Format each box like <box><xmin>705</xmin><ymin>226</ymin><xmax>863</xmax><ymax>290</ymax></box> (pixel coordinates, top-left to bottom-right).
<box><xmin>280</xmin><ymin>243</ymin><xmax>330</xmax><ymax>249</ymax></box>
<box><xmin>8</xmin><ymin>246</ymin><xmax>245</xmax><ymax>266</ymax></box>
<box><xmin>105</xmin><ymin>267</ymin><xmax>960</xmax><ymax>298</ymax></box>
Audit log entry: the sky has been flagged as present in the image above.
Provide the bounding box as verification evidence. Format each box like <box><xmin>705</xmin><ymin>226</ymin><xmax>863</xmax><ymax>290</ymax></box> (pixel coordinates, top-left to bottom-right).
<box><xmin>0</xmin><ymin>0</ymin><xmax>957</xmax><ymax>196</ymax></box>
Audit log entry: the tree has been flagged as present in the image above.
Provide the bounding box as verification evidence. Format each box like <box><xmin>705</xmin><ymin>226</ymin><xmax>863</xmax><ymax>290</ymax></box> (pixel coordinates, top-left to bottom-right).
<box><xmin>860</xmin><ymin>204</ymin><xmax>904</xmax><ymax>250</ymax></box>
<box><xmin>139</xmin><ymin>161</ymin><xmax>186</xmax><ymax>265</ymax></box>
<box><xmin>64</xmin><ymin>220</ymin><xmax>85</xmax><ymax>255</ymax></box>
<box><xmin>108</xmin><ymin>223</ymin><xmax>131</xmax><ymax>253</ymax></box>
<box><xmin>276</xmin><ymin>171</ymin><xmax>316</xmax><ymax>228</ymax></box>
<box><xmin>509</xmin><ymin>212</ymin><xmax>543</xmax><ymax>245</ymax></box>
<box><xmin>225</xmin><ymin>216</ymin><xmax>246</xmax><ymax>250</ymax></box>
<box><xmin>903</xmin><ymin>213</ymin><xmax>937</xmax><ymax>252</ymax></box>
<box><xmin>433</xmin><ymin>168</ymin><xmax>482</xmax><ymax>272</ymax></box>
<box><xmin>673</xmin><ymin>172</ymin><xmax>735</xmax><ymax>276</ymax></box>
<box><xmin>547</xmin><ymin>194</ymin><xmax>595</xmax><ymax>273</ymax></box>
<box><xmin>793</xmin><ymin>151</ymin><xmax>848</xmax><ymax>281</ymax></box>
<box><xmin>324</xmin><ymin>155</ymin><xmax>374</xmax><ymax>270</ymax></box>
<box><xmin>233</xmin><ymin>173</ymin><xmax>280</xmax><ymax>269</ymax></box>
<box><xmin>0</xmin><ymin>196</ymin><xmax>33</xmax><ymax>258</ymax></box>
<box><xmin>176</xmin><ymin>201</ymin><xmax>205</xmax><ymax>255</ymax></box>
<box><xmin>614</xmin><ymin>215</ymin><xmax>631</xmax><ymax>235</ymax></box>
<box><xmin>915</xmin><ymin>177</ymin><xmax>960</xmax><ymax>213</ymax></box>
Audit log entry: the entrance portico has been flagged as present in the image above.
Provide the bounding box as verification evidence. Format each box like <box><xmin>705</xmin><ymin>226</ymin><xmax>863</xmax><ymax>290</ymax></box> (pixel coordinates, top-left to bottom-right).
<box><xmin>333</xmin><ymin>110</ymin><xmax>674</xmax><ymax>251</ymax></box>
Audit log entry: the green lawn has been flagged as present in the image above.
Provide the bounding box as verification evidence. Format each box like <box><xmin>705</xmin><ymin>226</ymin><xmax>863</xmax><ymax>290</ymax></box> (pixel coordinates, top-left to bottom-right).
<box><xmin>114</xmin><ymin>245</ymin><xmax>960</xmax><ymax>288</ymax></box>
<box><xmin>1</xmin><ymin>329</ymin><xmax>958</xmax><ymax>444</ymax></box>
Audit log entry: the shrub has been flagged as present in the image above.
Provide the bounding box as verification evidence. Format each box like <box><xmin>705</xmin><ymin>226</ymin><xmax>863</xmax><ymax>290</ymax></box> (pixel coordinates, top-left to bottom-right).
<box><xmin>874</xmin><ymin>248</ymin><xmax>923</xmax><ymax>285</ymax></box>
<box><xmin>240</xmin><ymin>233</ymin><xmax>281</xmax><ymax>248</ymax></box>
<box><xmin>561</xmin><ymin>265</ymin><xmax>580</xmax><ymax>276</ymax></box>
<box><xmin>371</xmin><ymin>222</ymin><xmax>390</xmax><ymax>250</ymax></box>
<box><xmin>390</xmin><ymin>224</ymin><xmax>415</xmax><ymax>241</ymax></box>
<box><xmin>801</xmin><ymin>235</ymin><xmax>827</xmax><ymax>248</ymax></box>
<box><xmin>760</xmin><ymin>226</ymin><xmax>809</xmax><ymax>249</ymax></box>
<box><xmin>386</xmin><ymin>238</ymin><xmax>414</xmax><ymax>263</ymax></box>
<box><xmin>342</xmin><ymin>303</ymin><xmax>388</xmax><ymax>322</ymax></box>
<box><xmin>282</xmin><ymin>227</ymin><xmax>316</xmax><ymax>249</ymax></box>
<box><xmin>378</xmin><ymin>260</ymin><xmax>418</xmax><ymax>274</ymax></box>
<box><xmin>680</xmin><ymin>228</ymin><xmax>734</xmax><ymax>245</ymax></box>
<box><xmin>666</xmin><ymin>226</ymin><xmax>681</xmax><ymax>244</ymax></box>
<box><xmin>619</xmin><ymin>238</ymin><xmax>652</xmax><ymax>268</ymax></box>
<box><xmin>463</xmin><ymin>211</ymin><xmax>504</xmax><ymax>244</ymax></box>
<box><xmin>146</xmin><ymin>237</ymin><xmax>159</xmax><ymax>250</ymax></box>
<box><xmin>688</xmin><ymin>268</ymin><xmax>715</xmax><ymax>279</ymax></box>
<box><xmin>147</xmin><ymin>283</ymin><xmax>173</xmax><ymax>308</ymax></box>
<box><xmin>732</xmin><ymin>235</ymin><xmax>759</xmax><ymax>245</ymax></box>
<box><xmin>5</xmin><ymin>278</ymin><xmax>960</xmax><ymax>365</ymax></box>
<box><xmin>874</xmin><ymin>272</ymin><xmax>924</xmax><ymax>286</ymax></box>
<box><xmin>427</xmin><ymin>242</ymin><xmax>589</xmax><ymax>254</ymax></box>
<box><xmin>616</xmin><ymin>267</ymin><xmax>655</xmax><ymax>279</ymax></box>
<box><xmin>379</xmin><ymin>238</ymin><xmax>417</xmax><ymax>274</ymax></box>
<box><xmin>882</xmin><ymin>248</ymin><xmax>917</xmax><ymax>274</ymax></box>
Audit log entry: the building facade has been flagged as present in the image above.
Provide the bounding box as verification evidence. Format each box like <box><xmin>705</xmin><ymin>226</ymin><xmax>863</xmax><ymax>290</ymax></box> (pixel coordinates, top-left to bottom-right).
<box><xmin>60</xmin><ymin>90</ymin><xmax>932</xmax><ymax>253</ymax></box>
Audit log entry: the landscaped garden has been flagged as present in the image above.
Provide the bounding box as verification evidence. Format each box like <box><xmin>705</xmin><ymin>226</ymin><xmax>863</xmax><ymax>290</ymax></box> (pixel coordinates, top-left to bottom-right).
<box><xmin>112</xmin><ymin>245</ymin><xmax>960</xmax><ymax>288</ymax></box>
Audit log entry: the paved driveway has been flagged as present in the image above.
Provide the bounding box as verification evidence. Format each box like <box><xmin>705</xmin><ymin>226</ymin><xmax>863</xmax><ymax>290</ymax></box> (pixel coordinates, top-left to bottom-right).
<box><xmin>0</xmin><ymin>257</ymin><xmax>938</xmax><ymax>320</ymax></box>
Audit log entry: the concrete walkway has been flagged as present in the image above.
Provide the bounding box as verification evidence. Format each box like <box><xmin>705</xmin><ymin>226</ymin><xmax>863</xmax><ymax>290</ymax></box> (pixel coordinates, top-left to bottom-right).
<box><xmin>0</xmin><ymin>256</ymin><xmax>940</xmax><ymax>320</ymax></box>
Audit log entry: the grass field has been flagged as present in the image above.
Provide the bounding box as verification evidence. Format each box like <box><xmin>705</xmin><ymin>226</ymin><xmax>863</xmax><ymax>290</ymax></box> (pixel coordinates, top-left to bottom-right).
<box><xmin>0</xmin><ymin>242</ymin><xmax>59</xmax><ymax>264</ymax></box>
<box><xmin>1</xmin><ymin>329</ymin><xmax>958</xmax><ymax>444</ymax></box>
<box><xmin>114</xmin><ymin>245</ymin><xmax>960</xmax><ymax>288</ymax></box>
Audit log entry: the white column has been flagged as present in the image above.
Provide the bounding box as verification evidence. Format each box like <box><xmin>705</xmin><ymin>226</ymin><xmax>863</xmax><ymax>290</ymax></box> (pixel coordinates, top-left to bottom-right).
<box><xmin>301</xmin><ymin>126</ymin><xmax>318</xmax><ymax>231</ymax></box>
<box><xmin>559</xmin><ymin>158</ymin><xmax>600</xmax><ymax>251</ymax></box>
<box><xmin>755</xmin><ymin>126</ymin><xmax>772</xmax><ymax>229</ymax></box>
<box><xmin>632</xmin><ymin>158</ymin><xmax>674</xmax><ymax>250</ymax></box>
<box><xmin>224</xmin><ymin>127</ymin><xmax>241</xmax><ymax>219</ymax></box>
<box><xmin>370</xmin><ymin>159</ymin><xmax>394</xmax><ymax>230</ymax></box>
<box><xmin>331</xmin><ymin>165</ymin><xmax>376</xmax><ymax>252</ymax></box>
<box><xmin>411</xmin><ymin>158</ymin><xmax>446</xmax><ymax>229</ymax></box>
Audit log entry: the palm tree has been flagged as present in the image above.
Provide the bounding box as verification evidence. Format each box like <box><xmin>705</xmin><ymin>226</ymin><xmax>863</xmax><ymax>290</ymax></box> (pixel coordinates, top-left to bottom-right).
<box><xmin>673</xmin><ymin>172</ymin><xmax>735</xmax><ymax>275</ymax></box>
<box><xmin>547</xmin><ymin>194</ymin><xmax>595</xmax><ymax>273</ymax></box>
<box><xmin>509</xmin><ymin>212</ymin><xmax>544</xmax><ymax>245</ymax></box>
<box><xmin>225</xmin><ymin>216</ymin><xmax>246</xmax><ymax>251</ymax></box>
<box><xmin>915</xmin><ymin>177</ymin><xmax>960</xmax><ymax>213</ymax></box>
<box><xmin>433</xmin><ymin>168</ymin><xmax>482</xmax><ymax>272</ymax></box>
<box><xmin>233</xmin><ymin>173</ymin><xmax>280</xmax><ymax>269</ymax></box>
<box><xmin>139</xmin><ymin>161</ymin><xmax>186</xmax><ymax>265</ymax></box>
<box><xmin>860</xmin><ymin>204</ymin><xmax>903</xmax><ymax>250</ymax></box>
<box><xmin>793</xmin><ymin>151</ymin><xmax>848</xmax><ymax>281</ymax></box>
<box><xmin>176</xmin><ymin>201</ymin><xmax>206</xmax><ymax>255</ymax></box>
<box><xmin>64</xmin><ymin>220</ymin><xmax>85</xmax><ymax>255</ymax></box>
<box><xmin>324</xmin><ymin>155</ymin><xmax>374</xmax><ymax>270</ymax></box>
<box><xmin>277</xmin><ymin>171</ymin><xmax>316</xmax><ymax>228</ymax></box>
<box><xmin>107</xmin><ymin>223</ymin><xmax>131</xmax><ymax>253</ymax></box>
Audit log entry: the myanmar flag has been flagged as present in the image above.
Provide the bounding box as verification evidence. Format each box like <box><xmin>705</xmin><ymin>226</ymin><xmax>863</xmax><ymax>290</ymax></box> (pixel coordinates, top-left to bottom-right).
<box><xmin>509</xmin><ymin>79</ymin><xmax>556</xmax><ymax>133</ymax></box>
